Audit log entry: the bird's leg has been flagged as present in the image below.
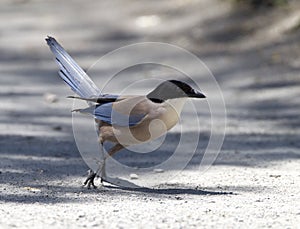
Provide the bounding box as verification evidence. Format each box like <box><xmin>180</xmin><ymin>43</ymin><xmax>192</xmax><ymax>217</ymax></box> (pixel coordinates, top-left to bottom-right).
<box><xmin>82</xmin><ymin>130</ymin><xmax>105</xmax><ymax>189</ymax></box>
<box><xmin>82</xmin><ymin>163</ymin><xmax>105</xmax><ymax>189</ymax></box>
<box><xmin>83</xmin><ymin>158</ymin><xmax>105</xmax><ymax>189</ymax></box>
<box><xmin>96</xmin><ymin>142</ymin><xmax>106</xmax><ymax>184</ymax></box>
<box><xmin>83</xmin><ymin>169</ymin><xmax>97</xmax><ymax>189</ymax></box>
<box><xmin>83</xmin><ymin>143</ymin><xmax>124</xmax><ymax>189</ymax></box>
<box><xmin>98</xmin><ymin>143</ymin><xmax>124</xmax><ymax>182</ymax></box>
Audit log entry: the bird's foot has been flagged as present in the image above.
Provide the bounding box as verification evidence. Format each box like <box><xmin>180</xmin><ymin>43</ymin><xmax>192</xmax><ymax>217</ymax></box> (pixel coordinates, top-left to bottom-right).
<box><xmin>83</xmin><ymin>159</ymin><xmax>107</xmax><ymax>189</ymax></box>
<box><xmin>83</xmin><ymin>169</ymin><xmax>98</xmax><ymax>189</ymax></box>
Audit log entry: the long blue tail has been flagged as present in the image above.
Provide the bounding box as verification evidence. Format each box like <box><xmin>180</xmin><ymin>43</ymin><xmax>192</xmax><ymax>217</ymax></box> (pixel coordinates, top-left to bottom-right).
<box><xmin>46</xmin><ymin>36</ymin><xmax>101</xmax><ymax>98</ymax></box>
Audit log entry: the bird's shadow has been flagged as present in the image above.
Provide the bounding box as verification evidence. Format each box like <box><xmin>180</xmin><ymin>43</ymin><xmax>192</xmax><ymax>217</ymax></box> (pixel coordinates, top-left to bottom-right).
<box><xmin>102</xmin><ymin>184</ymin><xmax>234</xmax><ymax>196</ymax></box>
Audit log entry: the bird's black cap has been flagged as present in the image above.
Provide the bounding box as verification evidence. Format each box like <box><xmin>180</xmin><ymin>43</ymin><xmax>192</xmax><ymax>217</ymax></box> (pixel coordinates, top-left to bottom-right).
<box><xmin>147</xmin><ymin>80</ymin><xmax>206</xmax><ymax>103</ymax></box>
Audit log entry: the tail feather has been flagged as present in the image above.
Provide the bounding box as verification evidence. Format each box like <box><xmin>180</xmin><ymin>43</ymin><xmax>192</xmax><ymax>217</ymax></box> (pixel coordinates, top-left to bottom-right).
<box><xmin>67</xmin><ymin>95</ymin><xmax>121</xmax><ymax>104</ymax></box>
<box><xmin>46</xmin><ymin>36</ymin><xmax>101</xmax><ymax>98</ymax></box>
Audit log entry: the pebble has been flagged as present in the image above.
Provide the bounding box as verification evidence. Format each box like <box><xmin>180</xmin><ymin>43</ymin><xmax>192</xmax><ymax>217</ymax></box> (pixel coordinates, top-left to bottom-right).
<box><xmin>23</xmin><ymin>186</ymin><xmax>41</xmax><ymax>192</ymax></box>
<box><xmin>130</xmin><ymin>173</ymin><xmax>139</xmax><ymax>180</ymax></box>
<box><xmin>44</xmin><ymin>93</ymin><xmax>58</xmax><ymax>103</ymax></box>
<box><xmin>269</xmin><ymin>174</ymin><xmax>281</xmax><ymax>178</ymax></box>
<box><xmin>52</xmin><ymin>125</ymin><xmax>62</xmax><ymax>131</ymax></box>
<box><xmin>153</xmin><ymin>168</ymin><xmax>164</xmax><ymax>173</ymax></box>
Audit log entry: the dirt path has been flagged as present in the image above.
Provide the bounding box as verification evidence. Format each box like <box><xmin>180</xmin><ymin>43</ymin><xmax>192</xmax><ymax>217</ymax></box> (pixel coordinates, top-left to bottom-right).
<box><xmin>0</xmin><ymin>0</ymin><xmax>299</xmax><ymax>228</ymax></box>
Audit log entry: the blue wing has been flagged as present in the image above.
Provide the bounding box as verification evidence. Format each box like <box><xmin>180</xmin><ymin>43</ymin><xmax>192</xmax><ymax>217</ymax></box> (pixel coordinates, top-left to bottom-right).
<box><xmin>80</xmin><ymin>102</ymin><xmax>146</xmax><ymax>127</ymax></box>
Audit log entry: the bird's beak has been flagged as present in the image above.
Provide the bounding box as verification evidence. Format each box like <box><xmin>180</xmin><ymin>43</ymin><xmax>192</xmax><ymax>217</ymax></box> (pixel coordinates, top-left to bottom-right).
<box><xmin>188</xmin><ymin>89</ymin><xmax>206</xmax><ymax>99</ymax></box>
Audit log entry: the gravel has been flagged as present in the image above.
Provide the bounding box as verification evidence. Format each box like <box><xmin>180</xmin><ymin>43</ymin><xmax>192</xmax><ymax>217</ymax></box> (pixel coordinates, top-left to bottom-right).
<box><xmin>0</xmin><ymin>0</ymin><xmax>300</xmax><ymax>228</ymax></box>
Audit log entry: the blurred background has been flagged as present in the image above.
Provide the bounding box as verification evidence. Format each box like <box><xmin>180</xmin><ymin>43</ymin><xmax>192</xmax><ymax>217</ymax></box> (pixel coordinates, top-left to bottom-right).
<box><xmin>1</xmin><ymin>0</ymin><xmax>300</xmax><ymax>179</ymax></box>
<box><xmin>0</xmin><ymin>0</ymin><xmax>299</xmax><ymax>222</ymax></box>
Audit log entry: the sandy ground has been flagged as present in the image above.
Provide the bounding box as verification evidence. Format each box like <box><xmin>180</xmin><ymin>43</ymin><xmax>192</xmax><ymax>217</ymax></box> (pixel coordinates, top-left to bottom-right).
<box><xmin>0</xmin><ymin>0</ymin><xmax>300</xmax><ymax>228</ymax></box>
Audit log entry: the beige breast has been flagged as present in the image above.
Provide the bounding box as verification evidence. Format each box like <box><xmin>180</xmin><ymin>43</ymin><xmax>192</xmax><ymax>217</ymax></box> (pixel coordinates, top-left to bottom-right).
<box><xmin>100</xmin><ymin>98</ymin><xmax>187</xmax><ymax>146</ymax></box>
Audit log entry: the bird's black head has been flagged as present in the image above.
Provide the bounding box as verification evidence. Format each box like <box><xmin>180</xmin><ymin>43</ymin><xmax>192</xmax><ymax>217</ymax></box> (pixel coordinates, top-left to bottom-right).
<box><xmin>147</xmin><ymin>80</ymin><xmax>206</xmax><ymax>103</ymax></box>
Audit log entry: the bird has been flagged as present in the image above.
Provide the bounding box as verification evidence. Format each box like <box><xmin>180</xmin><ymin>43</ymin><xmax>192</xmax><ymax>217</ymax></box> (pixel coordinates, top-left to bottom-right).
<box><xmin>46</xmin><ymin>36</ymin><xmax>206</xmax><ymax>188</ymax></box>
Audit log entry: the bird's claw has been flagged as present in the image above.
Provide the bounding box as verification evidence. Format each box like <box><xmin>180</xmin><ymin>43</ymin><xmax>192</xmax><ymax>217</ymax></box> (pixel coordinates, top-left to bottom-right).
<box><xmin>83</xmin><ymin>169</ymin><xmax>98</xmax><ymax>189</ymax></box>
<box><xmin>83</xmin><ymin>159</ymin><xmax>107</xmax><ymax>189</ymax></box>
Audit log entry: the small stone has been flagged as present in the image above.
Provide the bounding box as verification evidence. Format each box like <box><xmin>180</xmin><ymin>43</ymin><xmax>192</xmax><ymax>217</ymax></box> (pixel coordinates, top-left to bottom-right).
<box><xmin>130</xmin><ymin>173</ymin><xmax>139</xmax><ymax>180</ymax></box>
<box><xmin>269</xmin><ymin>174</ymin><xmax>281</xmax><ymax>178</ymax></box>
<box><xmin>44</xmin><ymin>93</ymin><xmax>58</xmax><ymax>103</ymax></box>
<box><xmin>153</xmin><ymin>168</ymin><xmax>164</xmax><ymax>173</ymax></box>
<box><xmin>77</xmin><ymin>214</ymin><xmax>85</xmax><ymax>219</ymax></box>
<box><xmin>52</xmin><ymin>125</ymin><xmax>62</xmax><ymax>131</ymax></box>
<box><xmin>23</xmin><ymin>186</ymin><xmax>41</xmax><ymax>192</ymax></box>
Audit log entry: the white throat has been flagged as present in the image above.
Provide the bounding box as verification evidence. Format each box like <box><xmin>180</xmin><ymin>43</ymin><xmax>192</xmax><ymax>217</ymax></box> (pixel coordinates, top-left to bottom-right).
<box><xmin>165</xmin><ymin>98</ymin><xmax>187</xmax><ymax>115</ymax></box>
